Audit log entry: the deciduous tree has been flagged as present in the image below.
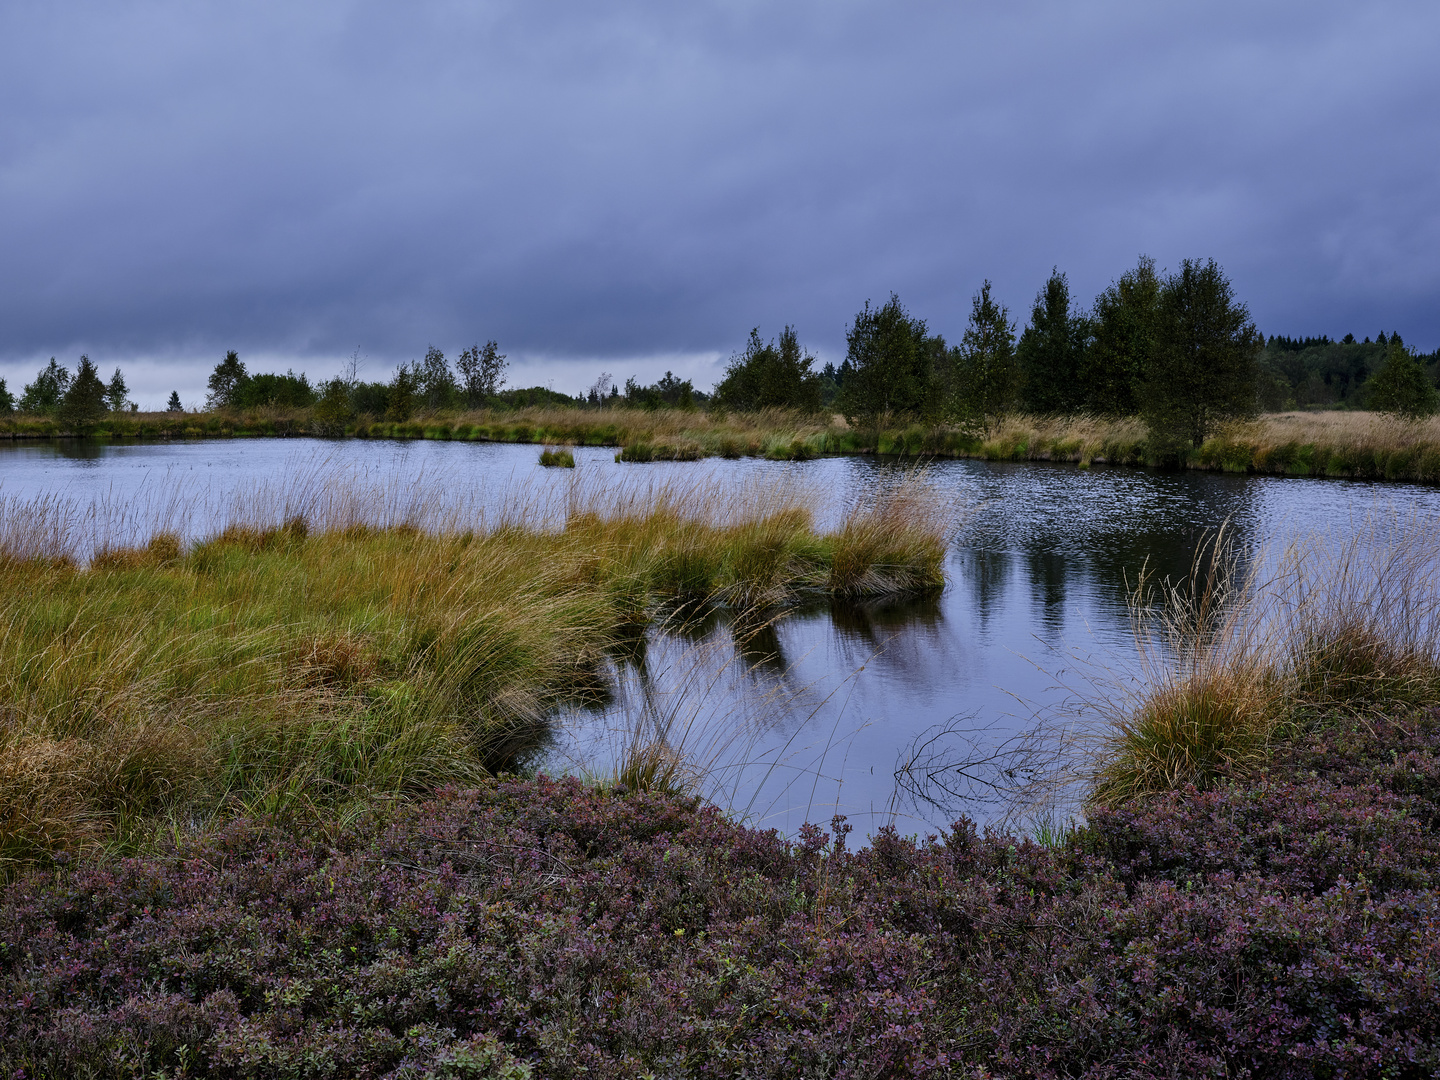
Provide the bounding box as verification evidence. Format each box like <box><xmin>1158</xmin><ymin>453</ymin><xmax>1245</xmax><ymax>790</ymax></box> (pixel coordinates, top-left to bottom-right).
<box><xmin>456</xmin><ymin>341</ymin><xmax>507</xmax><ymax>408</ymax></box>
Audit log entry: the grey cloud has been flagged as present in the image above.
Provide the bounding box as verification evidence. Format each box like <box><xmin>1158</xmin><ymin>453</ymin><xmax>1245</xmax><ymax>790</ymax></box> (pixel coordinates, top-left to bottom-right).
<box><xmin>2</xmin><ymin>0</ymin><xmax>1438</xmax><ymax>401</ymax></box>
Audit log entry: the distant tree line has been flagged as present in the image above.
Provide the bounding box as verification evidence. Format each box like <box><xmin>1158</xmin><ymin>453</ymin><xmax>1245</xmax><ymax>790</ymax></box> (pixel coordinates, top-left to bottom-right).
<box><xmin>7</xmin><ymin>261</ymin><xmax>1437</xmax><ymax>440</ymax></box>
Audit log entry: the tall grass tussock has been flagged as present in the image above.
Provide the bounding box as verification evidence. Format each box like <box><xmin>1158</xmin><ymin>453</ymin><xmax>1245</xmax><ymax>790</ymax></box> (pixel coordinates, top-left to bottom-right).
<box><xmin>1090</xmin><ymin>514</ymin><xmax>1440</xmax><ymax>805</ymax></box>
<box><xmin>0</xmin><ymin>470</ymin><xmax>947</xmax><ymax>872</ymax></box>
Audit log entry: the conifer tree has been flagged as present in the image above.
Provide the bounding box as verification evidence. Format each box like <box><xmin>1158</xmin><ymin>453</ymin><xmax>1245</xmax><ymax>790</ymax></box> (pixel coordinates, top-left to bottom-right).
<box><xmin>166</xmin><ymin>391</ymin><xmax>184</xmax><ymax>412</ymax></box>
<box><xmin>954</xmin><ymin>280</ymin><xmax>1019</xmax><ymax>418</ymax></box>
<box><xmin>105</xmin><ymin>368</ymin><xmax>130</xmax><ymax>413</ymax></box>
<box><xmin>1017</xmin><ymin>269</ymin><xmax>1085</xmax><ymax>414</ymax></box>
<box><xmin>59</xmin><ymin>355</ymin><xmax>108</xmax><ymax>434</ymax></box>
<box><xmin>714</xmin><ymin>326</ymin><xmax>824</xmax><ymax>412</ymax></box>
<box><xmin>0</xmin><ymin>378</ymin><xmax>13</xmax><ymax>414</ymax></box>
<box><xmin>1082</xmin><ymin>256</ymin><xmax>1161</xmax><ymax>415</ymax></box>
<box><xmin>206</xmin><ymin>351</ymin><xmax>248</xmax><ymax>410</ymax></box>
<box><xmin>836</xmin><ymin>294</ymin><xmax>934</xmax><ymax>422</ymax></box>
<box><xmin>1140</xmin><ymin>259</ymin><xmax>1260</xmax><ymax>449</ymax></box>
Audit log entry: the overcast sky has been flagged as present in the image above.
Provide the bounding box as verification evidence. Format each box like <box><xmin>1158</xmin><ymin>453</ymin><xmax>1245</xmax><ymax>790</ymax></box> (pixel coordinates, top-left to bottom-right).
<box><xmin>2</xmin><ymin>1</ymin><xmax>1437</xmax><ymax>407</ymax></box>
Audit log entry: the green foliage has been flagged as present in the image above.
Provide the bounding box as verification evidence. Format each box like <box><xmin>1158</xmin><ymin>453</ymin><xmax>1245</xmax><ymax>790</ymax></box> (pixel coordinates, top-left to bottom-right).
<box><xmin>103</xmin><ymin>367</ymin><xmax>131</xmax><ymax>413</ymax></box>
<box><xmin>1018</xmin><ymin>268</ymin><xmax>1086</xmax><ymax>414</ymax></box>
<box><xmin>416</xmin><ymin>345</ymin><xmax>458</xmax><ymax>410</ymax></box>
<box><xmin>622</xmin><ymin>372</ymin><xmax>698</xmax><ymax>410</ymax></box>
<box><xmin>58</xmin><ymin>355</ymin><xmax>108</xmax><ymax>434</ymax></box>
<box><xmin>165</xmin><ymin>390</ymin><xmax>184</xmax><ymax>413</ymax></box>
<box><xmin>538</xmin><ymin>446</ymin><xmax>575</xmax><ymax>468</ymax></box>
<box><xmin>1260</xmin><ymin>335</ymin><xmax>1385</xmax><ymax>409</ymax></box>
<box><xmin>205</xmin><ymin>350</ymin><xmax>248</xmax><ymax>410</ymax></box>
<box><xmin>714</xmin><ymin>326</ymin><xmax>824</xmax><ymax>413</ymax></box>
<box><xmin>1082</xmin><ymin>255</ymin><xmax>1161</xmax><ymax>415</ymax></box>
<box><xmin>1364</xmin><ymin>340</ymin><xmax>1439</xmax><ymax>419</ymax></box>
<box><xmin>0</xmin><ymin>377</ymin><xmax>13</xmax><ymax>414</ymax></box>
<box><xmin>951</xmin><ymin>279</ymin><xmax>1019</xmax><ymax>418</ymax></box>
<box><xmin>18</xmin><ymin>358</ymin><xmax>70</xmax><ymax>415</ymax></box>
<box><xmin>312</xmin><ymin>377</ymin><xmax>355</xmax><ymax>435</ymax></box>
<box><xmin>456</xmin><ymin>340</ymin><xmax>507</xmax><ymax>407</ymax></box>
<box><xmin>1141</xmin><ymin>258</ymin><xmax>1260</xmax><ymax>450</ymax></box>
<box><xmin>386</xmin><ymin>364</ymin><xmax>418</xmax><ymax>422</ymax></box>
<box><xmin>836</xmin><ymin>294</ymin><xmax>934</xmax><ymax>422</ymax></box>
<box><xmin>233</xmin><ymin>369</ymin><xmax>316</xmax><ymax>409</ymax></box>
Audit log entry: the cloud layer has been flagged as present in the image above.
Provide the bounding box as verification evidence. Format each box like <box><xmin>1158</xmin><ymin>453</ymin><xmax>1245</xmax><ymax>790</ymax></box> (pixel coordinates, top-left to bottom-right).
<box><xmin>3</xmin><ymin>1</ymin><xmax>1437</xmax><ymax>404</ymax></box>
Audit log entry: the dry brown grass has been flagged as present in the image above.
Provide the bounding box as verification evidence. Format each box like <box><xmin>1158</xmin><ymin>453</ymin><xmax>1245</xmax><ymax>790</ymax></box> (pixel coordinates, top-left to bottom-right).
<box><xmin>1088</xmin><ymin>513</ymin><xmax>1440</xmax><ymax>807</ymax></box>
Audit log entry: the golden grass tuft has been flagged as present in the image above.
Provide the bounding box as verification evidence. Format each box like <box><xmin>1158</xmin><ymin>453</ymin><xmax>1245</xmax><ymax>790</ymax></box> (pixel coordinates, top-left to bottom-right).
<box><xmin>0</xmin><ymin>471</ymin><xmax>949</xmax><ymax>870</ymax></box>
<box><xmin>1089</xmin><ymin>514</ymin><xmax>1440</xmax><ymax>808</ymax></box>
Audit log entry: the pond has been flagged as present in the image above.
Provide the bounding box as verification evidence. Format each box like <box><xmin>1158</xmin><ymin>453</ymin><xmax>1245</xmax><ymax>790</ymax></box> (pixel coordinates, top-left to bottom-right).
<box><xmin>6</xmin><ymin>436</ymin><xmax>1440</xmax><ymax>836</ymax></box>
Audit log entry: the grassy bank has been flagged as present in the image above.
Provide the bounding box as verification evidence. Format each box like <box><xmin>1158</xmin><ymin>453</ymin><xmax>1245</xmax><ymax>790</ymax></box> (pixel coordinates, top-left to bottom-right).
<box><xmin>11</xmin><ymin>405</ymin><xmax>1440</xmax><ymax>482</ymax></box>
<box><xmin>0</xmin><ymin>477</ymin><xmax>947</xmax><ymax>871</ymax></box>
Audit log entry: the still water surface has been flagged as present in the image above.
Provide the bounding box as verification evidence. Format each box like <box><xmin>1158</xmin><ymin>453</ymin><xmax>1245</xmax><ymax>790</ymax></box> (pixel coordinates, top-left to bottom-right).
<box><xmin>6</xmin><ymin>437</ymin><xmax>1440</xmax><ymax>835</ymax></box>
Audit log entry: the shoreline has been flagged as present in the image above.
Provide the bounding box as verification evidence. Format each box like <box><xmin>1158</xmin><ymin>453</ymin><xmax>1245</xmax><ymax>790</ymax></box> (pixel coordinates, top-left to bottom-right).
<box><xmin>6</xmin><ymin>407</ymin><xmax>1440</xmax><ymax>484</ymax></box>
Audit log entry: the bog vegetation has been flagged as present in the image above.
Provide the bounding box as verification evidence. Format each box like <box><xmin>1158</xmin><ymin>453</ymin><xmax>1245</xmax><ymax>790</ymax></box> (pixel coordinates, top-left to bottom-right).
<box><xmin>3</xmin><ymin>516</ymin><xmax>1440</xmax><ymax>1075</ymax></box>
<box><xmin>0</xmin><ymin>472</ymin><xmax>947</xmax><ymax>872</ymax></box>
<box><xmin>5</xmin><ymin>254</ymin><xmax>1440</xmax><ymax>477</ymax></box>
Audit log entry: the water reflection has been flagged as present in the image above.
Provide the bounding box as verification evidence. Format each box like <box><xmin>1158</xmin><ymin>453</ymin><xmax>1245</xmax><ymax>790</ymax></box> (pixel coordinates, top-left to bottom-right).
<box><xmin>5</xmin><ymin>438</ymin><xmax>1440</xmax><ymax>835</ymax></box>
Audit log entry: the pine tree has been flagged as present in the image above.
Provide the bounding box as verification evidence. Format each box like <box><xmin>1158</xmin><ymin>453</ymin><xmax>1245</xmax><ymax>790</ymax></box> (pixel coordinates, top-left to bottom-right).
<box><xmin>714</xmin><ymin>326</ymin><xmax>823</xmax><ymax>412</ymax></box>
<box><xmin>954</xmin><ymin>281</ymin><xmax>1019</xmax><ymax>418</ymax></box>
<box><xmin>105</xmin><ymin>368</ymin><xmax>130</xmax><ymax>413</ymax></box>
<box><xmin>0</xmin><ymin>378</ymin><xmax>13</xmax><ymax>414</ymax></box>
<box><xmin>1140</xmin><ymin>259</ymin><xmax>1260</xmax><ymax>450</ymax></box>
<box><xmin>166</xmin><ymin>391</ymin><xmax>184</xmax><ymax>412</ymax></box>
<box><xmin>836</xmin><ymin>294</ymin><xmax>934</xmax><ymax>422</ymax></box>
<box><xmin>1017</xmin><ymin>269</ymin><xmax>1084</xmax><ymax>414</ymax></box>
<box><xmin>206</xmin><ymin>351</ymin><xmax>248</xmax><ymax>410</ymax></box>
<box><xmin>1082</xmin><ymin>256</ymin><xmax>1161</xmax><ymax>415</ymax></box>
<box><xmin>59</xmin><ymin>355</ymin><xmax>109</xmax><ymax>434</ymax></box>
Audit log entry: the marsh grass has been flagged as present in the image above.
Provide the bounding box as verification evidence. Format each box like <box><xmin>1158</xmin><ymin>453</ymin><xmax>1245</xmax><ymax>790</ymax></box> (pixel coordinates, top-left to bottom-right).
<box><xmin>1089</xmin><ymin>514</ymin><xmax>1440</xmax><ymax>806</ymax></box>
<box><xmin>538</xmin><ymin>446</ymin><xmax>575</xmax><ymax>468</ymax></box>
<box><xmin>0</xmin><ymin>469</ymin><xmax>947</xmax><ymax>871</ymax></box>
<box><xmin>9</xmin><ymin>404</ymin><xmax>1440</xmax><ymax>481</ymax></box>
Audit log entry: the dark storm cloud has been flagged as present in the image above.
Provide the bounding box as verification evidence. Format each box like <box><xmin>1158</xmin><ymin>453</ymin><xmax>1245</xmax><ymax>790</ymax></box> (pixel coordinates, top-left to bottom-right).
<box><xmin>2</xmin><ymin>0</ymin><xmax>1438</xmax><ymax>401</ymax></box>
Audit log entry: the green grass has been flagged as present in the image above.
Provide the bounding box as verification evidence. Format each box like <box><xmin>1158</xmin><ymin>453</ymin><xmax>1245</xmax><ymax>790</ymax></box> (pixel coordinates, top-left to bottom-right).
<box><xmin>0</xmin><ymin>478</ymin><xmax>947</xmax><ymax>871</ymax></box>
<box><xmin>538</xmin><ymin>446</ymin><xmax>575</xmax><ymax>468</ymax></box>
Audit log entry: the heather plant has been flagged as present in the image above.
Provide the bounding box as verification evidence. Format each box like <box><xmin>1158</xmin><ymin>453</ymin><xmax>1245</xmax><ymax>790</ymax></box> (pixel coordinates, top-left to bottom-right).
<box><xmin>3</xmin><ymin>729</ymin><xmax>1439</xmax><ymax>1078</ymax></box>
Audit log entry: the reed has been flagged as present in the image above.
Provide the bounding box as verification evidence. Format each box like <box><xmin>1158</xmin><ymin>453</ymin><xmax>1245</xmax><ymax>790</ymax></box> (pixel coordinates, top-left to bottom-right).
<box><xmin>0</xmin><ymin>471</ymin><xmax>947</xmax><ymax>870</ymax></box>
